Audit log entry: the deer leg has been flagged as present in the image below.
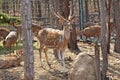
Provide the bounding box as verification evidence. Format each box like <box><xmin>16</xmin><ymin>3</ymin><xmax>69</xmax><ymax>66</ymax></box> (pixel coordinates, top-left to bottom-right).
<box><xmin>58</xmin><ymin>50</ymin><xmax>66</xmax><ymax>73</ymax></box>
<box><xmin>44</xmin><ymin>48</ymin><xmax>51</xmax><ymax>68</ymax></box>
<box><xmin>15</xmin><ymin>42</ymin><xmax>18</xmax><ymax>54</ymax></box>
<box><xmin>10</xmin><ymin>42</ymin><xmax>16</xmax><ymax>54</ymax></box>
<box><xmin>9</xmin><ymin>46</ymin><xmax>13</xmax><ymax>55</ymax></box>
<box><xmin>39</xmin><ymin>45</ymin><xmax>43</xmax><ymax>67</ymax></box>
<box><xmin>57</xmin><ymin>50</ymin><xmax>62</xmax><ymax>72</ymax></box>
<box><xmin>60</xmin><ymin>50</ymin><xmax>66</xmax><ymax>72</ymax></box>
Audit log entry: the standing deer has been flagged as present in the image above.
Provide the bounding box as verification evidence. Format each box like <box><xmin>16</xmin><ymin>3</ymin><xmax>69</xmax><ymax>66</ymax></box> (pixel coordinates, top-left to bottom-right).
<box><xmin>37</xmin><ymin>2</ymin><xmax>74</xmax><ymax>72</ymax></box>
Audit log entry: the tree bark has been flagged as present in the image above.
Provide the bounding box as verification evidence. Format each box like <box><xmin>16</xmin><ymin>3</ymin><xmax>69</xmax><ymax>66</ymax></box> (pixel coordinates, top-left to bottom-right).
<box><xmin>99</xmin><ymin>0</ymin><xmax>108</xmax><ymax>80</ymax></box>
<box><xmin>36</xmin><ymin>0</ymin><xmax>42</xmax><ymax>20</ymax></box>
<box><xmin>94</xmin><ymin>43</ymin><xmax>101</xmax><ymax>80</ymax></box>
<box><xmin>113</xmin><ymin>0</ymin><xmax>120</xmax><ymax>53</ymax></box>
<box><xmin>2</xmin><ymin>0</ymin><xmax>9</xmax><ymax>13</ymax></box>
<box><xmin>22</xmin><ymin>0</ymin><xmax>34</xmax><ymax>80</ymax></box>
<box><xmin>106</xmin><ymin>0</ymin><xmax>112</xmax><ymax>54</ymax></box>
<box><xmin>85</xmin><ymin>0</ymin><xmax>89</xmax><ymax>23</ymax></box>
<box><xmin>68</xmin><ymin>22</ymin><xmax>80</xmax><ymax>54</ymax></box>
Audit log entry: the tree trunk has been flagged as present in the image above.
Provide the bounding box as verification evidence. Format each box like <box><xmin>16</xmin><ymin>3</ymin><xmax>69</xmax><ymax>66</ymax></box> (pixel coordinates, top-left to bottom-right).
<box><xmin>68</xmin><ymin>23</ymin><xmax>80</xmax><ymax>54</ymax></box>
<box><xmin>22</xmin><ymin>0</ymin><xmax>34</xmax><ymax>80</ymax></box>
<box><xmin>113</xmin><ymin>0</ymin><xmax>120</xmax><ymax>53</ymax></box>
<box><xmin>2</xmin><ymin>0</ymin><xmax>9</xmax><ymax>13</ymax></box>
<box><xmin>97</xmin><ymin>0</ymin><xmax>100</xmax><ymax>17</ymax></box>
<box><xmin>85</xmin><ymin>0</ymin><xmax>89</xmax><ymax>23</ymax></box>
<box><xmin>79</xmin><ymin>0</ymin><xmax>85</xmax><ymax>42</ymax></box>
<box><xmin>106</xmin><ymin>0</ymin><xmax>112</xmax><ymax>54</ymax></box>
<box><xmin>94</xmin><ymin>43</ymin><xmax>101</xmax><ymax>80</ymax></box>
<box><xmin>93</xmin><ymin>0</ymin><xmax>97</xmax><ymax>10</ymax></box>
<box><xmin>36</xmin><ymin>0</ymin><xmax>42</xmax><ymax>20</ymax></box>
<box><xmin>13</xmin><ymin>0</ymin><xmax>16</xmax><ymax>16</ymax></box>
<box><xmin>99</xmin><ymin>0</ymin><xmax>108</xmax><ymax>80</ymax></box>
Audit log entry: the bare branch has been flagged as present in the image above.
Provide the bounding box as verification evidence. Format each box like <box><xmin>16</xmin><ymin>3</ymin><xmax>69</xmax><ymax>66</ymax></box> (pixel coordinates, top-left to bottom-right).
<box><xmin>68</xmin><ymin>1</ymin><xmax>73</xmax><ymax>20</ymax></box>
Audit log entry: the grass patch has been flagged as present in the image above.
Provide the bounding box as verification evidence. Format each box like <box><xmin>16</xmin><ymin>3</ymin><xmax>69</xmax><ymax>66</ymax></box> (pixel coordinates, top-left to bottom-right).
<box><xmin>0</xmin><ymin>23</ymin><xmax>9</xmax><ymax>26</ymax></box>
<box><xmin>33</xmin><ymin>41</ymin><xmax>39</xmax><ymax>50</ymax></box>
<box><xmin>0</xmin><ymin>41</ymin><xmax>9</xmax><ymax>55</ymax></box>
<box><xmin>0</xmin><ymin>40</ymin><xmax>23</xmax><ymax>55</ymax></box>
<box><xmin>0</xmin><ymin>40</ymin><xmax>39</xmax><ymax>55</ymax></box>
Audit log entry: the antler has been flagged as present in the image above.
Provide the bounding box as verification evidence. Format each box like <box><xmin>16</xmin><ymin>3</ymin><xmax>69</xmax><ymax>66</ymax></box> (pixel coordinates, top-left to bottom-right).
<box><xmin>50</xmin><ymin>5</ymin><xmax>61</xmax><ymax>19</ymax></box>
<box><xmin>50</xmin><ymin>5</ymin><xmax>69</xmax><ymax>22</ymax></box>
<box><xmin>68</xmin><ymin>1</ymin><xmax>73</xmax><ymax>20</ymax></box>
<box><xmin>57</xmin><ymin>12</ymin><xmax>69</xmax><ymax>22</ymax></box>
<box><xmin>50</xmin><ymin>1</ymin><xmax>75</xmax><ymax>22</ymax></box>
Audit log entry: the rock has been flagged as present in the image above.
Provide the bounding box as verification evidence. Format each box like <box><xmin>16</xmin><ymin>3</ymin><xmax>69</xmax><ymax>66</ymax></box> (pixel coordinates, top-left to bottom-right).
<box><xmin>69</xmin><ymin>52</ymin><xmax>97</xmax><ymax>80</ymax></box>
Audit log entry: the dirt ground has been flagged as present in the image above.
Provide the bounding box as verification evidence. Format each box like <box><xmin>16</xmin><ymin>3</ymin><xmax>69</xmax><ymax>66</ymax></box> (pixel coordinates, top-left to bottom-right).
<box><xmin>0</xmin><ymin>42</ymin><xmax>120</xmax><ymax>80</ymax></box>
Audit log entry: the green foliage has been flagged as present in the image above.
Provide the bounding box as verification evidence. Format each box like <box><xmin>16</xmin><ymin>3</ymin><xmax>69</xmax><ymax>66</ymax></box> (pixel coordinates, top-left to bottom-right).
<box><xmin>0</xmin><ymin>41</ymin><xmax>9</xmax><ymax>55</ymax></box>
<box><xmin>0</xmin><ymin>13</ymin><xmax>10</xmax><ymax>23</ymax></box>
<box><xmin>0</xmin><ymin>0</ymin><xmax>2</xmax><ymax>12</ymax></box>
<box><xmin>0</xmin><ymin>40</ymin><xmax>39</xmax><ymax>55</ymax></box>
<box><xmin>9</xmin><ymin>17</ymin><xmax>21</xmax><ymax>24</ymax></box>
<box><xmin>0</xmin><ymin>13</ymin><xmax>21</xmax><ymax>24</ymax></box>
<box><xmin>0</xmin><ymin>40</ymin><xmax>23</xmax><ymax>55</ymax></box>
<box><xmin>0</xmin><ymin>23</ymin><xmax>9</xmax><ymax>26</ymax></box>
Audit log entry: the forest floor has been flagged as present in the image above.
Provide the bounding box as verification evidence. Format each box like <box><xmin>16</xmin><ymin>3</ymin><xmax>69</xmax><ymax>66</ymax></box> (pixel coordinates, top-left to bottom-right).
<box><xmin>0</xmin><ymin>41</ymin><xmax>120</xmax><ymax>80</ymax></box>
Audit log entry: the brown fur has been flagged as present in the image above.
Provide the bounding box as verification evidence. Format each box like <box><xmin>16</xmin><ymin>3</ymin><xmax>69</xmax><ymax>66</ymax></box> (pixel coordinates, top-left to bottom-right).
<box><xmin>79</xmin><ymin>25</ymin><xmax>101</xmax><ymax>39</ymax></box>
<box><xmin>78</xmin><ymin>22</ymin><xmax>115</xmax><ymax>39</ymax></box>
<box><xmin>0</xmin><ymin>50</ymin><xmax>23</xmax><ymax>69</ymax></box>
<box><xmin>37</xmin><ymin>26</ymin><xmax>71</xmax><ymax>68</ymax></box>
<box><xmin>3</xmin><ymin>31</ymin><xmax>18</xmax><ymax>49</ymax></box>
<box><xmin>0</xmin><ymin>27</ymin><xmax>10</xmax><ymax>40</ymax></box>
<box><xmin>32</xmin><ymin>24</ymin><xmax>42</xmax><ymax>36</ymax></box>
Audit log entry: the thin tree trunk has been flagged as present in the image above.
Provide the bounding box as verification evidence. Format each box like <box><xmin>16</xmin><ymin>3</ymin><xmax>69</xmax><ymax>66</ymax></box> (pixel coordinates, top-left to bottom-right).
<box><xmin>36</xmin><ymin>0</ymin><xmax>42</xmax><ymax>20</ymax></box>
<box><xmin>97</xmin><ymin>0</ymin><xmax>100</xmax><ymax>17</ymax></box>
<box><xmin>85</xmin><ymin>0</ymin><xmax>89</xmax><ymax>23</ymax></box>
<box><xmin>79</xmin><ymin>0</ymin><xmax>84</xmax><ymax>30</ymax></box>
<box><xmin>13</xmin><ymin>0</ymin><xmax>16</xmax><ymax>16</ymax></box>
<box><xmin>68</xmin><ymin>23</ymin><xmax>80</xmax><ymax>54</ymax></box>
<box><xmin>93</xmin><ymin>0</ymin><xmax>97</xmax><ymax>10</ymax></box>
<box><xmin>22</xmin><ymin>0</ymin><xmax>34</xmax><ymax>80</ymax></box>
<box><xmin>106</xmin><ymin>0</ymin><xmax>112</xmax><ymax>54</ymax></box>
<box><xmin>94</xmin><ymin>42</ymin><xmax>101</xmax><ymax>80</ymax></box>
<box><xmin>113</xmin><ymin>0</ymin><xmax>120</xmax><ymax>53</ymax></box>
<box><xmin>2</xmin><ymin>0</ymin><xmax>9</xmax><ymax>13</ymax></box>
<box><xmin>99</xmin><ymin>0</ymin><xmax>108</xmax><ymax>80</ymax></box>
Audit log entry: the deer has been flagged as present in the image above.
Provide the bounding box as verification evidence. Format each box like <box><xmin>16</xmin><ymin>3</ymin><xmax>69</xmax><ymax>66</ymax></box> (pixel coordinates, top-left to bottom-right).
<box><xmin>78</xmin><ymin>22</ymin><xmax>115</xmax><ymax>42</ymax></box>
<box><xmin>3</xmin><ymin>31</ymin><xmax>18</xmax><ymax>54</ymax></box>
<box><xmin>0</xmin><ymin>49</ymin><xmax>23</xmax><ymax>69</ymax></box>
<box><xmin>37</xmin><ymin>1</ymin><xmax>74</xmax><ymax>73</ymax></box>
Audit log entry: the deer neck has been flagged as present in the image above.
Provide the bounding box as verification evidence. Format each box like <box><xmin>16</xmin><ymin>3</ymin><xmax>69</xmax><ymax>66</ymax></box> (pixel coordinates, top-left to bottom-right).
<box><xmin>63</xmin><ymin>26</ymin><xmax>70</xmax><ymax>41</ymax></box>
